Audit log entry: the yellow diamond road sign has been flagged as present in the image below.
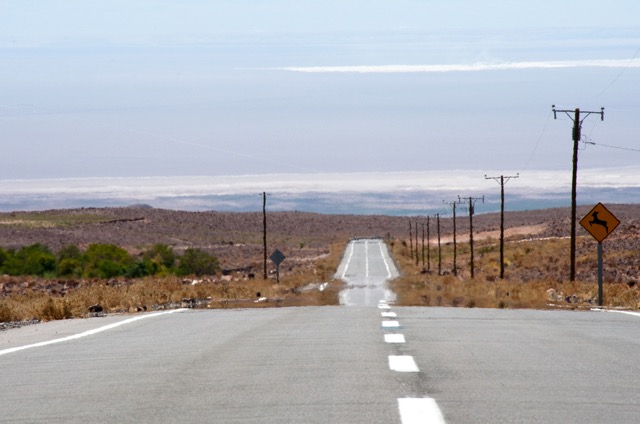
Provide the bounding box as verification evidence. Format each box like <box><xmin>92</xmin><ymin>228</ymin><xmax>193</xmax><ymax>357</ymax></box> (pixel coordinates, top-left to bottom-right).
<box><xmin>579</xmin><ymin>202</ymin><xmax>620</xmax><ymax>243</ymax></box>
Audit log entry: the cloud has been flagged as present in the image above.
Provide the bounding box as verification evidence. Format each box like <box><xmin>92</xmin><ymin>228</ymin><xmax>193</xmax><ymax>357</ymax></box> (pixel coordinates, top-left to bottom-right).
<box><xmin>276</xmin><ymin>59</ymin><xmax>640</xmax><ymax>73</ymax></box>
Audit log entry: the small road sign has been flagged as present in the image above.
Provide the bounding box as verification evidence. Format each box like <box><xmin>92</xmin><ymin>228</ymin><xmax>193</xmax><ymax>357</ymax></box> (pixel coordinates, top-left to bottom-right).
<box><xmin>270</xmin><ymin>249</ymin><xmax>286</xmax><ymax>266</ymax></box>
<box><xmin>579</xmin><ymin>202</ymin><xmax>620</xmax><ymax>243</ymax></box>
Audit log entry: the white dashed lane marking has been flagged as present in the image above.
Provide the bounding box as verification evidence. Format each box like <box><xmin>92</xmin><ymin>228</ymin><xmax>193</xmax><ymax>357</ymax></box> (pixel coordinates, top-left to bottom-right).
<box><xmin>378</xmin><ymin>299</ymin><xmax>447</xmax><ymax>422</ymax></box>
<box><xmin>384</xmin><ymin>333</ymin><xmax>406</xmax><ymax>343</ymax></box>
<box><xmin>382</xmin><ymin>320</ymin><xmax>400</xmax><ymax>329</ymax></box>
<box><xmin>398</xmin><ymin>398</ymin><xmax>446</xmax><ymax>424</ymax></box>
<box><xmin>388</xmin><ymin>355</ymin><xmax>420</xmax><ymax>372</ymax></box>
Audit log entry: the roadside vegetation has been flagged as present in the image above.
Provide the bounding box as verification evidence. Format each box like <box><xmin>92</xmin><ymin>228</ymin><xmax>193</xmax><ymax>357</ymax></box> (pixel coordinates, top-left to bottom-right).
<box><xmin>0</xmin><ymin>241</ymin><xmax>345</xmax><ymax>324</ymax></box>
<box><xmin>389</xmin><ymin>233</ymin><xmax>640</xmax><ymax>310</ymax></box>
<box><xmin>0</xmin><ymin>243</ymin><xmax>219</xmax><ymax>279</ymax></box>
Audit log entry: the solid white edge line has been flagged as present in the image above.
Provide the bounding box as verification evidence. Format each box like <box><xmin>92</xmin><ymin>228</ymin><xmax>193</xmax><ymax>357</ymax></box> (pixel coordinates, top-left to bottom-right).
<box><xmin>398</xmin><ymin>398</ymin><xmax>446</xmax><ymax>424</ymax></box>
<box><xmin>377</xmin><ymin>241</ymin><xmax>393</xmax><ymax>279</ymax></box>
<box><xmin>0</xmin><ymin>309</ymin><xmax>187</xmax><ymax>357</ymax></box>
<box><xmin>340</xmin><ymin>241</ymin><xmax>356</xmax><ymax>279</ymax></box>
<box><xmin>365</xmin><ymin>240</ymin><xmax>370</xmax><ymax>280</ymax></box>
<box><xmin>385</xmin><ymin>334</ymin><xmax>406</xmax><ymax>343</ymax></box>
<box><xmin>389</xmin><ymin>355</ymin><xmax>419</xmax><ymax>372</ymax></box>
<box><xmin>593</xmin><ymin>308</ymin><xmax>640</xmax><ymax>317</ymax></box>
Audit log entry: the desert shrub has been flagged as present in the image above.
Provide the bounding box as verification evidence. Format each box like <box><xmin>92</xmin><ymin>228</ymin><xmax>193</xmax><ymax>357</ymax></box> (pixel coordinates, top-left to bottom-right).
<box><xmin>142</xmin><ymin>243</ymin><xmax>176</xmax><ymax>275</ymax></box>
<box><xmin>0</xmin><ymin>301</ymin><xmax>16</xmax><ymax>322</ymax></box>
<box><xmin>2</xmin><ymin>244</ymin><xmax>56</xmax><ymax>276</ymax></box>
<box><xmin>40</xmin><ymin>297</ymin><xmax>73</xmax><ymax>321</ymax></box>
<box><xmin>177</xmin><ymin>248</ymin><xmax>219</xmax><ymax>277</ymax></box>
<box><xmin>124</xmin><ymin>260</ymin><xmax>154</xmax><ymax>278</ymax></box>
<box><xmin>56</xmin><ymin>244</ymin><xmax>84</xmax><ymax>276</ymax></box>
<box><xmin>0</xmin><ymin>247</ymin><xmax>7</xmax><ymax>270</ymax></box>
<box><xmin>82</xmin><ymin>244</ymin><xmax>133</xmax><ymax>278</ymax></box>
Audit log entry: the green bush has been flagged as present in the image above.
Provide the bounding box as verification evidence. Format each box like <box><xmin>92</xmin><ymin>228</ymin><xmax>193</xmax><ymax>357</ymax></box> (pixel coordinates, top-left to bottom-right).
<box><xmin>2</xmin><ymin>244</ymin><xmax>56</xmax><ymax>276</ymax></box>
<box><xmin>142</xmin><ymin>244</ymin><xmax>176</xmax><ymax>275</ymax></box>
<box><xmin>82</xmin><ymin>244</ymin><xmax>133</xmax><ymax>278</ymax></box>
<box><xmin>177</xmin><ymin>248</ymin><xmax>219</xmax><ymax>277</ymax></box>
<box><xmin>0</xmin><ymin>242</ymin><xmax>220</xmax><ymax>279</ymax></box>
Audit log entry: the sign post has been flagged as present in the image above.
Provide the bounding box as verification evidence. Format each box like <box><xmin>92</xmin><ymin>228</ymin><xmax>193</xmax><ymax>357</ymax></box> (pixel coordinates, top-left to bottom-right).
<box><xmin>579</xmin><ymin>203</ymin><xmax>620</xmax><ymax>307</ymax></box>
<box><xmin>270</xmin><ymin>249</ymin><xmax>286</xmax><ymax>284</ymax></box>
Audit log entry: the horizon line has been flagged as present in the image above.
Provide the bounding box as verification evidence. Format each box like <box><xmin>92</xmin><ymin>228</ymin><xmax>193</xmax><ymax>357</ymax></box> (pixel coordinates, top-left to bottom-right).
<box><xmin>275</xmin><ymin>58</ymin><xmax>640</xmax><ymax>73</ymax></box>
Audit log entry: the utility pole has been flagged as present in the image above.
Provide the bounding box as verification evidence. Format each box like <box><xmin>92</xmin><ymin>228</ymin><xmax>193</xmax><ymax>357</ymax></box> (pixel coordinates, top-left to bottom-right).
<box><xmin>421</xmin><ymin>221</ymin><xmax>425</xmax><ymax>269</ymax></box>
<box><xmin>458</xmin><ymin>196</ymin><xmax>484</xmax><ymax>279</ymax></box>
<box><xmin>262</xmin><ymin>192</ymin><xmax>268</xmax><ymax>280</ymax></box>
<box><xmin>409</xmin><ymin>218</ymin><xmax>414</xmax><ymax>260</ymax></box>
<box><xmin>436</xmin><ymin>213</ymin><xmax>442</xmax><ymax>275</ymax></box>
<box><xmin>415</xmin><ymin>217</ymin><xmax>420</xmax><ymax>266</ymax></box>
<box><xmin>552</xmin><ymin>105</ymin><xmax>604</xmax><ymax>281</ymax></box>
<box><xmin>485</xmin><ymin>174</ymin><xmax>519</xmax><ymax>279</ymax></box>
<box><xmin>443</xmin><ymin>200</ymin><xmax>459</xmax><ymax>276</ymax></box>
<box><xmin>426</xmin><ymin>216</ymin><xmax>431</xmax><ymax>272</ymax></box>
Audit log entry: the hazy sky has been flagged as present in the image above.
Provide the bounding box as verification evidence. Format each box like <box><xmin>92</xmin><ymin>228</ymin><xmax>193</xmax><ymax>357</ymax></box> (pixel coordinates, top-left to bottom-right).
<box><xmin>2</xmin><ymin>0</ymin><xmax>639</xmax><ymax>180</ymax></box>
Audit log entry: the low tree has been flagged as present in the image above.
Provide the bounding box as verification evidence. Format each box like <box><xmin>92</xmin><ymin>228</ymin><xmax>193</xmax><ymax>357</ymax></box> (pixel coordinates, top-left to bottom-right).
<box><xmin>82</xmin><ymin>244</ymin><xmax>133</xmax><ymax>279</ymax></box>
<box><xmin>142</xmin><ymin>243</ymin><xmax>176</xmax><ymax>275</ymax></box>
<box><xmin>177</xmin><ymin>248</ymin><xmax>219</xmax><ymax>277</ymax></box>
<box><xmin>3</xmin><ymin>244</ymin><xmax>56</xmax><ymax>276</ymax></box>
<box><xmin>56</xmin><ymin>244</ymin><xmax>83</xmax><ymax>277</ymax></box>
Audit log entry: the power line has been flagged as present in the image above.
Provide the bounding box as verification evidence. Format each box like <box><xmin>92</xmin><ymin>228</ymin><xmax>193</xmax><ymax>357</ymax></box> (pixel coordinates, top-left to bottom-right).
<box><xmin>522</xmin><ymin>109</ymin><xmax>553</xmax><ymax>170</ymax></box>
<box><xmin>595</xmin><ymin>46</ymin><xmax>640</xmax><ymax>99</ymax></box>
<box><xmin>584</xmin><ymin>139</ymin><xmax>640</xmax><ymax>153</ymax></box>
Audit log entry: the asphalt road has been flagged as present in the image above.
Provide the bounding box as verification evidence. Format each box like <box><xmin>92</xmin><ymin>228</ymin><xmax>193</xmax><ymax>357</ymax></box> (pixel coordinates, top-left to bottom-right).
<box><xmin>336</xmin><ymin>238</ymin><xmax>399</xmax><ymax>306</ymax></box>
<box><xmin>1</xmin><ymin>239</ymin><xmax>639</xmax><ymax>423</ymax></box>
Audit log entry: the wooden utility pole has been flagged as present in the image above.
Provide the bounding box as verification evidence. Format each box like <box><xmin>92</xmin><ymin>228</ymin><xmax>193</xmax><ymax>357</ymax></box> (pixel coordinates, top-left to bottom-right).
<box><xmin>485</xmin><ymin>174</ymin><xmax>519</xmax><ymax>279</ymax></box>
<box><xmin>409</xmin><ymin>219</ymin><xmax>413</xmax><ymax>259</ymax></box>
<box><xmin>458</xmin><ymin>196</ymin><xmax>484</xmax><ymax>279</ymax></box>
<box><xmin>415</xmin><ymin>218</ymin><xmax>420</xmax><ymax>266</ymax></box>
<box><xmin>552</xmin><ymin>105</ymin><xmax>604</xmax><ymax>281</ymax></box>
<box><xmin>444</xmin><ymin>200</ymin><xmax>459</xmax><ymax>276</ymax></box>
<box><xmin>421</xmin><ymin>221</ymin><xmax>425</xmax><ymax>269</ymax></box>
<box><xmin>436</xmin><ymin>213</ymin><xmax>442</xmax><ymax>276</ymax></box>
<box><xmin>262</xmin><ymin>192</ymin><xmax>268</xmax><ymax>280</ymax></box>
<box><xmin>426</xmin><ymin>216</ymin><xmax>431</xmax><ymax>272</ymax></box>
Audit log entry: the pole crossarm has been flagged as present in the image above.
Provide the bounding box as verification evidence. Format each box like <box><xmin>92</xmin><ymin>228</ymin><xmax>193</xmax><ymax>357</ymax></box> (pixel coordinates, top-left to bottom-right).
<box><xmin>553</xmin><ymin>105</ymin><xmax>604</xmax><ymax>124</ymax></box>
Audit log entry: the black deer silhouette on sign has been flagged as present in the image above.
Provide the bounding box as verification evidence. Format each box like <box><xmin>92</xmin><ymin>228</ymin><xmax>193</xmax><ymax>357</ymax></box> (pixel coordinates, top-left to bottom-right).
<box><xmin>589</xmin><ymin>211</ymin><xmax>609</xmax><ymax>233</ymax></box>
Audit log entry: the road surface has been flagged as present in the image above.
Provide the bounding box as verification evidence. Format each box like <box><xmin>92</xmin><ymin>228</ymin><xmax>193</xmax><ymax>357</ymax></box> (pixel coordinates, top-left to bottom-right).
<box><xmin>1</xmin><ymin>239</ymin><xmax>640</xmax><ymax>423</ymax></box>
<box><xmin>336</xmin><ymin>238</ymin><xmax>399</xmax><ymax>306</ymax></box>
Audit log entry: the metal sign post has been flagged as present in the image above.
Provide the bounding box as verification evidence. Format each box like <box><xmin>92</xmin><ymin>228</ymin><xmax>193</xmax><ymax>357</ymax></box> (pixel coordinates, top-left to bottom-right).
<box><xmin>270</xmin><ymin>249</ymin><xmax>286</xmax><ymax>284</ymax></box>
<box><xmin>579</xmin><ymin>203</ymin><xmax>620</xmax><ymax>307</ymax></box>
<box><xmin>597</xmin><ymin>242</ymin><xmax>603</xmax><ymax>307</ymax></box>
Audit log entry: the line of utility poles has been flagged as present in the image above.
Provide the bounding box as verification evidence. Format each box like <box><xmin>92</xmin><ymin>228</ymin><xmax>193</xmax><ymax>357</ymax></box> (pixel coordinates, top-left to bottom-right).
<box><xmin>485</xmin><ymin>174</ymin><xmax>519</xmax><ymax>279</ymax></box>
<box><xmin>553</xmin><ymin>105</ymin><xmax>604</xmax><ymax>281</ymax></box>
<box><xmin>458</xmin><ymin>196</ymin><xmax>484</xmax><ymax>279</ymax></box>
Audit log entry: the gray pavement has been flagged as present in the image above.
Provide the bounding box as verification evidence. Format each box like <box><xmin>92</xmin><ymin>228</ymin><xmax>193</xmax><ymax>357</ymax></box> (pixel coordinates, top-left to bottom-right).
<box><xmin>2</xmin><ymin>240</ymin><xmax>640</xmax><ymax>423</ymax></box>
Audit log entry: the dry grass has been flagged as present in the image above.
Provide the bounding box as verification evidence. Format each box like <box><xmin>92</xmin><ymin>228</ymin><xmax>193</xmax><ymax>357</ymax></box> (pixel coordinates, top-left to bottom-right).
<box><xmin>0</xmin><ymin>241</ymin><xmax>347</xmax><ymax>323</ymax></box>
<box><xmin>389</xmin><ymin>234</ymin><xmax>640</xmax><ymax>310</ymax></box>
